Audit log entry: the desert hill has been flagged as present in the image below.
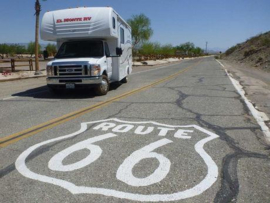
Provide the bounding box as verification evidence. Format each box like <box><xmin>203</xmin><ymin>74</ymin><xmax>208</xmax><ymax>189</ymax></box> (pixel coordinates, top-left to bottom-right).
<box><xmin>223</xmin><ymin>31</ymin><xmax>270</xmax><ymax>71</ymax></box>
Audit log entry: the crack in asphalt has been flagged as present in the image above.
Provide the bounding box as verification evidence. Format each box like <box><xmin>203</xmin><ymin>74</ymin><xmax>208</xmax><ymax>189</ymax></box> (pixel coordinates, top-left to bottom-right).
<box><xmin>107</xmin><ymin>103</ymin><xmax>133</xmax><ymax>119</ymax></box>
<box><xmin>169</xmin><ymin>85</ymin><xmax>270</xmax><ymax>203</ymax></box>
<box><xmin>156</xmin><ymin>85</ymin><xmax>236</xmax><ymax>93</ymax></box>
<box><xmin>197</xmin><ymin>77</ymin><xmax>205</xmax><ymax>83</ymax></box>
<box><xmin>105</xmin><ymin>72</ymin><xmax>270</xmax><ymax>202</ymax></box>
<box><xmin>1</xmin><ymin>62</ymin><xmax>269</xmax><ymax>202</ymax></box>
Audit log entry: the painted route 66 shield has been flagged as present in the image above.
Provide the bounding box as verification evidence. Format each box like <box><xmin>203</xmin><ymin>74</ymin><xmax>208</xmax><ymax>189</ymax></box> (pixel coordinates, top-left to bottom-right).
<box><xmin>16</xmin><ymin>118</ymin><xmax>219</xmax><ymax>202</ymax></box>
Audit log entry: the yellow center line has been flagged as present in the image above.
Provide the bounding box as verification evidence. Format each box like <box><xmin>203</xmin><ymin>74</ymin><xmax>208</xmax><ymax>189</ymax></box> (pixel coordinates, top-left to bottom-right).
<box><xmin>0</xmin><ymin>60</ymin><xmax>201</xmax><ymax>148</ymax></box>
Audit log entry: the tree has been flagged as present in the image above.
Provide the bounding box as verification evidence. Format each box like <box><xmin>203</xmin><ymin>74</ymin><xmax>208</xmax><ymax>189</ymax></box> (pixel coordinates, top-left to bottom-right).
<box><xmin>138</xmin><ymin>42</ymin><xmax>162</xmax><ymax>59</ymax></box>
<box><xmin>15</xmin><ymin>44</ymin><xmax>27</xmax><ymax>55</ymax></box>
<box><xmin>153</xmin><ymin>42</ymin><xmax>161</xmax><ymax>55</ymax></box>
<box><xmin>176</xmin><ymin>42</ymin><xmax>195</xmax><ymax>56</ymax></box>
<box><xmin>28</xmin><ymin>42</ymin><xmax>35</xmax><ymax>57</ymax></box>
<box><xmin>28</xmin><ymin>42</ymin><xmax>41</xmax><ymax>57</ymax></box>
<box><xmin>46</xmin><ymin>43</ymin><xmax>57</xmax><ymax>56</ymax></box>
<box><xmin>193</xmin><ymin>47</ymin><xmax>203</xmax><ymax>56</ymax></box>
<box><xmin>0</xmin><ymin>44</ymin><xmax>27</xmax><ymax>58</ymax></box>
<box><xmin>139</xmin><ymin>42</ymin><xmax>155</xmax><ymax>55</ymax></box>
<box><xmin>0</xmin><ymin>44</ymin><xmax>10</xmax><ymax>56</ymax></box>
<box><xmin>160</xmin><ymin>44</ymin><xmax>175</xmax><ymax>57</ymax></box>
<box><xmin>127</xmin><ymin>14</ymin><xmax>153</xmax><ymax>49</ymax></box>
<box><xmin>7</xmin><ymin>44</ymin><xmax>17</xmax><ymax>56</ymax></box>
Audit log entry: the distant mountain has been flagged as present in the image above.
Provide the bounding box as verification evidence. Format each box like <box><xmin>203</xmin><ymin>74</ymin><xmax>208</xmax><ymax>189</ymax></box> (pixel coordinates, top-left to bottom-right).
<box><xmin>208</xmin><ymin>47</ymin><xmax>227</xmax><ymax>54</ymax></box>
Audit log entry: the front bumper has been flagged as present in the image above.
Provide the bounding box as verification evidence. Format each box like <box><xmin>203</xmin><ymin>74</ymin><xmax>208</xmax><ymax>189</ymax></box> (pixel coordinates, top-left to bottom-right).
<box><xmin>47</xmin><ymin>76</ymin><xmax>102</xmax><ymax>85</ymax></box>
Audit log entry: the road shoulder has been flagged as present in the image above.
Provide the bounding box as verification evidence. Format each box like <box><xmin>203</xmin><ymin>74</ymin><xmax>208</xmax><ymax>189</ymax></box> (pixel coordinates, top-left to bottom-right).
<box><xmin>218</xmin><ymin>59</ymin><xmax>270</xmax><ymax>143</ymax></box>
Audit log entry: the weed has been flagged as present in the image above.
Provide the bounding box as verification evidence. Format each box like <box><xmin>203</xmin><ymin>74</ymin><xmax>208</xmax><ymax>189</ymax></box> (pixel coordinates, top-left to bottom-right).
<box><xmin>225</xmin><ymin>45</ymin><xmax>238</xmax><ymax>56</ymax></box>
<box><xmin>261</xmin><ymin>37</ymin><xmax>270</xmax><ymax>46</ymax></box>
<box><xmin>256</xmin><ymin>57</ymin><xmax>263</xmax><ymax>64</ymax></box>
<box><xmin>247</xmin><ymin>33</ymin><xmax>263</xmax><ymax>44</ymax></box>
<box><xmin>244</xmin><ymin>46</ymin><xmax>256</xmax><ymax>57</ymax></box>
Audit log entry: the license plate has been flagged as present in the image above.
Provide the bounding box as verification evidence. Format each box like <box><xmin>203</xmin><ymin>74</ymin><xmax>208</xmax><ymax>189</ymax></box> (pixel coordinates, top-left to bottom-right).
<box><xmin>66</xmin><ymin>83</ymin><xmax>75</xmax><ymax>89</ymax></box>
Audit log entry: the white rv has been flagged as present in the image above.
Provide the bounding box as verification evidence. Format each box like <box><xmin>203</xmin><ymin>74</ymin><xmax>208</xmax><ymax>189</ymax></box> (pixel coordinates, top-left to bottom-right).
<box><xmin>41</xmin><ymin>7</ymin><xmax>132</xmax><ymax>95</ymax></box>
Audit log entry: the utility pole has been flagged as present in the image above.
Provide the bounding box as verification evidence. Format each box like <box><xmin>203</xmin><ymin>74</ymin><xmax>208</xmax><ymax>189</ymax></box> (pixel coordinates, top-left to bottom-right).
<box><xmin>205</xmin><ymin>41</ymin><xmax>208</xmax><ymax>55</ymax></box>
<box><xmin>34</xmin><ymin>0</ymin><xmax>41</xmax><ymax>75</ymax></box>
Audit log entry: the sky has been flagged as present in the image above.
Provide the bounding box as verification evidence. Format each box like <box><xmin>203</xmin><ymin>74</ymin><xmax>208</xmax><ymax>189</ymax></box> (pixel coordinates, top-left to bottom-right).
<box><xmin>0</xmin><ymin>0</ymin><xmax>269</xmax><ymax>51</ymax></box>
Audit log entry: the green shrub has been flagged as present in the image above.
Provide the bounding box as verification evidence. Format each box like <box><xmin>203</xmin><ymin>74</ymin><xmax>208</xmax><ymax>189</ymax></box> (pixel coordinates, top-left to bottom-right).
<box><xmin>244</xmin><ymin>47</ymin><xmax>256</xmax><ymax>57</ymax></box>
<box><xmin>261</xmin><ymin>37</ymin><xmax>270</xmax><ymax>47</ymax></box>
<box><xmin>225</xmin><ymin>45</ymin><xmax>238</xmax><ymax>56</ymax></box>
<box><xmin>46</xmin><ymin>44</ymin><xmax>57</xmax><ymax>56</ymax></box>
<box><xmin>247</xmin><ymin>33</ymin><xmax>262</xmax><ymax>44</ymax></box>
<box><xmin>256</xmin><ymin>57</ymin><xmax>263</xmax><ymax>64</ymax></box>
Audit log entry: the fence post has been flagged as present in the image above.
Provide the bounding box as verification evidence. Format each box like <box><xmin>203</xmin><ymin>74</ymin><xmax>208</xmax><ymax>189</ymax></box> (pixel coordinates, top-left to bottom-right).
<box><xmin>29</xmin><ymin>59</ymin><xmax>33</xmax><ymax>71</ymax></box>
<box><xmin>11</xmin><ymin>59</ymin><xmax>15</xmax><ymax>72</ymax></box>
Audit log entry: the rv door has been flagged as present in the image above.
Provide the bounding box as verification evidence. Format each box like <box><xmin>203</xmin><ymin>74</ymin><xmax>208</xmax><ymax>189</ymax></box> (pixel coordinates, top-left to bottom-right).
<box><xmin>104</xmin><ymin>42</ymin><xmax>112</xmax><ymax>78</ymax></box>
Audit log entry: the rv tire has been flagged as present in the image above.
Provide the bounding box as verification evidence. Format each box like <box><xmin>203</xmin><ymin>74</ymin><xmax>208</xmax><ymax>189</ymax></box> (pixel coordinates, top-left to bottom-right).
<box><xmin>95</xmin><ymin>75</ymin><xmax>109</xmax><ymax>95</ymax></box>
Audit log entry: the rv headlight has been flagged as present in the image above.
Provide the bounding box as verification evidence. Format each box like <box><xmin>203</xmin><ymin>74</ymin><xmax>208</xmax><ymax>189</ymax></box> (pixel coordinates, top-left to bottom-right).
<box><xmin>91</xmin><ymin>64</ymin><xmax>101</xmax><ymax>76</ymax></box>
<box><xmin>46</xmin><ymin>65</ymin><xmax>53</xmax><ymax>76</ymax></box>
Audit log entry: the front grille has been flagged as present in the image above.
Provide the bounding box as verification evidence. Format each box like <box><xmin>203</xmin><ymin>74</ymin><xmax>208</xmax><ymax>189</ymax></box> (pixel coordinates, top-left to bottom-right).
<box><xmin>59</xmin><ymin>79</ymin><xmax>82</xmax><ymax>83</ymax></box>
<box><xmin>84</xmin><ymin>65</ymin><xmax>88</xmax><ymax>75</ymax></box>
<box><xmin>59</xmin><ymin>65</ymin><xmax>83</xmax><ymax>76</ymax></box>
<box><xmin>56</xmin><ymin>65</ymin><xmax>85</xmax><ymax>76</ymax></box>
<box><xmin>51</xmin><ymin>62</ymin><xmax>91</xmax><ymax>77</ymax></box>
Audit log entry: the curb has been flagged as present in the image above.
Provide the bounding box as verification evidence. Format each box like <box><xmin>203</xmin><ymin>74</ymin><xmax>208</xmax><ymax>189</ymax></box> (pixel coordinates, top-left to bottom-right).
<box><xmin>133</xmin><ymin>60</ymin><xmax>182</xmax><ymax>67</ymax></box>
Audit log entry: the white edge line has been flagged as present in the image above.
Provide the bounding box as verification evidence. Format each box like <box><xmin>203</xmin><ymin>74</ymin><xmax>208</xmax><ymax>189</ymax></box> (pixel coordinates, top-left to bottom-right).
<box><xmin>216</xmin><ymin>60</ymin><xmax>270</xmax><ymax>144</ymax></box>
<box><xmin>216</xmin><ymin>60</ymin><xmax>224</xmax><ymax>68</ymax></box>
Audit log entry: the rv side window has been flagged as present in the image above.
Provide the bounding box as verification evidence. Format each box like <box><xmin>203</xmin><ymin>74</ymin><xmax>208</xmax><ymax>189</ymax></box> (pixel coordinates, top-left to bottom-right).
<box><xmin>112</xmin><ymin>17</ymin><xmax>115</xmax><ymax>29</ymax></box>
<box><xmin>120</xmin><ymin>27</ymin><xmax>125</xmax><ymax>44</ymax></box>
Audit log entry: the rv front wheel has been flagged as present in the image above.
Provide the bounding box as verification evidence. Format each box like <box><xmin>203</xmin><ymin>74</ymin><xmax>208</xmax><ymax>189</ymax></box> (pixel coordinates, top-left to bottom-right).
<box><xmin>95</xmin><ymin>75</ymin><xmax>109</xmax><ymax>95</ymax></box>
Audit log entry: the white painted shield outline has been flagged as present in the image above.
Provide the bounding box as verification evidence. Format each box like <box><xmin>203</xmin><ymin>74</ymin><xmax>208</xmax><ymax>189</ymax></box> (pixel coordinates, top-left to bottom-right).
<box><xmin>15</xmin><ymin>118</ymin><xmax>219</xmax><ymax>202</ymax></box>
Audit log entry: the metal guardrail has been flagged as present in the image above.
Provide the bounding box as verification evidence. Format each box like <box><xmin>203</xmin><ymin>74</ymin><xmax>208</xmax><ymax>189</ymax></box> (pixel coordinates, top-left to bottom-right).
<box><xmin>0</xmin><ymin>59</ymin><xmax>33</xmax><ymax>72</ymax></box>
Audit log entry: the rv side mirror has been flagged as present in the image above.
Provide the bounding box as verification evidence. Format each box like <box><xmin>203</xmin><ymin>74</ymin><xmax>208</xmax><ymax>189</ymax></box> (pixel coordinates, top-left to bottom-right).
<box><xmin>116</xmin><ymin>47</ymin><xmax>122</xmax><ymax>56</ymax></box>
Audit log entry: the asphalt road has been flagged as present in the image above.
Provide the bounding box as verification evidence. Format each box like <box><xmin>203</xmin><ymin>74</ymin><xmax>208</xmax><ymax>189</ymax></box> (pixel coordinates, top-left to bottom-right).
<box><xmin>0</xmin><ymin>57</ymin><xmax>269</xmax><ymax>203</ymax></box>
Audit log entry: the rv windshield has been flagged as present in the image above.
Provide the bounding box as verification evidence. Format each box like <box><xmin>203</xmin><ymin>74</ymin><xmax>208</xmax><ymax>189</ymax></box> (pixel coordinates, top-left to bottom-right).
<box><xmin>55</xmin><ymin>41</ymin><xmax>104</xmax><ymax>59</ymax></box>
